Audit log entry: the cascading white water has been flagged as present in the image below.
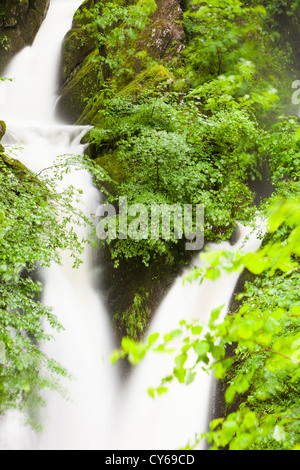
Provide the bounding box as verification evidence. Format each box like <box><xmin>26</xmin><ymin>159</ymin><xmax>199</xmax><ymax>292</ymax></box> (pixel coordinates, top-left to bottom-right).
<box><xmin>115</xmin><ymin>223</ymin><xmax>264</xmax><ymax>450</ymax></box>
<box><xmin>0</xmin><ymin>0</ymin><xmax>265</xmax><ymax>451</ymax></box>
<box><xmin>1</xmin><ymin>1</ymin><xmax>79</xmax><ymax>126</ymax></box>
<box><xmin>0</xmin><ymin>0</ymin><xmax>118</xmax><ymax>451</ymax></box>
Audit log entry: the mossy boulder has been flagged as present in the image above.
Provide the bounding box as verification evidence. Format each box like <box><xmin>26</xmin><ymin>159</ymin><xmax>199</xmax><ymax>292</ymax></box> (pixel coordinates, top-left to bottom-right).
<box><xmin>56</xmin><ymin>0</ymin><xmax>101</xmax><ymax>122</ymax></box>
<box><xmin>119</xmin><ymin>64</ymin><xmax>174</xmax><ymax>95</ymax></box>
<box><xmin>78</xmin><ymin>64</ymin><xmax>175</xmax><ymax>126</ymax></box>
<box><xmin>0</xmin><ymin>153</ymin><xmax>30</xmax><ymax>180</ymax></box>
<box><xmin>0</xmin><ymin>0</ymin><xmax>50</xmax><ymax>73</ymax></box>
<box><xmin>0</xmin><ymin>146</ymin><xmax>44</xmax><ymax>189</ymax></box>
<box><xmin>57</xmin><ymin>50</ymin><xmax>102</xmax><ymax>124</ymax></box>
<box><xmin>94</xmin><ymin>154</ymin><xmax>126</xmax><ymax>185</ymax></box>
<box><xmin>0</xmin><ymin>120</ymin><xmax>42</xmax><ymax>185</ymax></box>
<box><xmin>60</xmin><ymin>28</ymin><xmax>97</xmax><ymax>86</ymax></box>
<box><xmin>0</xmin><ymin>119</ymin><xmax>32</xmax><ymax>177</ymax></box>
<box><xmin>58</xmin><ymin>0</ymin><xmax>184</xmax><ymax>124</ymax></box>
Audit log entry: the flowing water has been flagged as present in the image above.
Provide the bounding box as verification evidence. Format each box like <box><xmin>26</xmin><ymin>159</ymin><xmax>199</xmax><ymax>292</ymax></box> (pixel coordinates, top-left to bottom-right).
<box><xmin>0</xmin><ymin>0</ymin><xmax>264</xmax><ymax>450</ymax></box>
<box><xmin>114</xmin><ymin>223</ymin><xmax>264</xmax><ymax>450</ymax></box>
<box><xmin>0</xmin><ymin>0</ymin><xmax>118</xmax><ymax>451</ymax></box>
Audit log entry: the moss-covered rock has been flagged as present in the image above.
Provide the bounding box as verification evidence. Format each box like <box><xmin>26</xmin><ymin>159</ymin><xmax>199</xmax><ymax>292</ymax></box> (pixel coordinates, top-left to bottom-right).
<box><xmin>58</xmin><ymin>0</ymin><xmax>184</xmax><ymax>124</ymax></box>
<box><xmin>56</xmin><ymin>0</ymin><xmax>101</xmax><ymax>122</ymax></box>
<box><xmin>120</xmin><ymin>64</ymin><xmax>174</xmax><ymax>95</ymax></box>
<box><xmin>78</xmin><ymin>64</ymin><xmax>174</xmax><ymax>125</ymax></box>
<box><xmin>0</xmin><ymin>0</ymin><xmax>50</xmax><ymax>73</ymax></box>
<box><xmin>0</xmin><ymin>153</ymin><xmax>30</xmax><ymax>180</ymax></box>
<box><xmin>0</xmin><ymin>120</ymin><xmax>6</xmax><ymax>140</ymax></box>
<box><xmin>95</xmin><ymin>154</ymin><xmax>126</xmax><ymax>185</ymax></box>
<box><xmin>59</xmin><ymin>0</ymin><xmax>99</xmax><ymax>86</ymax></box>
<box><xmin>57</xmin><ymin>50</ymin><xmax>102</xmax><ymax>123</ymax></box>
<box><xmin>0</xmin><ymin>119</ymin><xmax>32</xmax><ymax>177</ymax></box>
<box><xmin>97</xmin><ymin>242</ymin><xmax>181</xmax><ymax>343</ymax></box>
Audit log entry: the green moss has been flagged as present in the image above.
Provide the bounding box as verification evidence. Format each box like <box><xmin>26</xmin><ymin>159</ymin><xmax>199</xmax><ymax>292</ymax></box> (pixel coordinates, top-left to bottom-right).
<box><xmin>0</xmin><ymin>120</ymin><xmax>6</xmax><ymax>140</ymax></box>
<box><xmin>95</xmin><ymin>154</ymin><xmax>126</xmax><ymax>185</ymax></box>
<box><xmin>119</xmin><ymin>64</ymin><xmax>174</xmax><ymax>95</ymax></box>
<box><xmin>77</xmin><ymin>92</ymin><xmax>106</xmax><ymax>126</ymax></box>
<box><xmin>61</xmin><ymin>28</ymin><xmax>97</xmax><ymax>85</ymax></box>
<box><xmin>0</xmin><ymin>154</ymin><xmax>32</xmax><ymax>180</ymax></box>
<box><xmin>0</xmin><ymin>151</ymin><xmax>44</xmax><ymax>190</ymax></box>
<box><xmin>78</xmin><ymin>64</ymin><xmax>174</xmax><ymax>126</ymax></box>
<box><xmin>58</xmin><ymin>50</ymin><xmax>103</xmax><ymax>123</ymax></box>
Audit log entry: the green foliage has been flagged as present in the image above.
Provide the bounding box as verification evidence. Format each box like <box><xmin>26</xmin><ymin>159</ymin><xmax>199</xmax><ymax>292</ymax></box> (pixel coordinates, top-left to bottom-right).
<box><xmin>89</xmin><ymin>88</ymin><xmax>262</xmax><ymax>266</ymax></box>
<box><xmin>111</xmin><ymin>197</ymin><xmax>300</xmax><ymax>449</ymax></box>
<box><xmin>75</xmin><ymin>0</ymin><xmax>157</xmax><ymax>85</ymax></box>
<box><xmin>259</xmin><ymin>116</ymin><xmax>300</xmax><ymax>185</ymax></box>
<box><xmin>177</xmin><ymin>0</ymin><xmax>295</xmax><ymax>125</ymax></box>
<box><xmin>83</xmin><ymin>0</ymin><xmax>298</xmax><ymax>269</ymax></box>
<box><xmin>0</xmin><ymin>150</ymin><xmax>102</xmax><ymax>426</ymax></box>
<box><xmin>182</xmin><ymin>0</ymin><xmax>266</xmax><ymax>83</ymax></box>
<box><xmin>113</xmin><ymin>290</ymin><xmax>150</xmax><ymax>340</ymax></box>
<box><xmin>188</xmin><ymin>59</ymin><xmax>279</xmax><ymax>116</ymax></box>
<box><xmin>248</xmin><ymin>0</ymin><xmax>300</xmax><ymax>53</ymax></box>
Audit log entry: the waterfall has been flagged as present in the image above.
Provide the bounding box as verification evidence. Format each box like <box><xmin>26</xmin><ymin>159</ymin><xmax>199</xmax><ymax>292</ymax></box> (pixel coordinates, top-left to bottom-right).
<box><xmin>115</xmin><ymin>223</ymin><xmax>264</xmax><ymax>450</ymax></box>
<box><xmin>0</xmin><ymin>0</ymin><xmax>265</xmax><ymax>451</ymax></box>
<box><xmin>0</xmin><ymin>0</ymin><xmax>118</xmax><ymax>451</ymax></box>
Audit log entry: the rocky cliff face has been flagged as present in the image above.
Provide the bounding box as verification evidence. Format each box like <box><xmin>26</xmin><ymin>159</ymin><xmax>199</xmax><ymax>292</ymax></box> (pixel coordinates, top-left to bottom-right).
<box><xmin>57</xmin><ymin>0</ymin><xmax>185</xmax><ymax>123</ymax></box>
<box><xmin>0</xmin><ymin>0</ymin><xmax>50</xmax><ymax>73</ymax></box>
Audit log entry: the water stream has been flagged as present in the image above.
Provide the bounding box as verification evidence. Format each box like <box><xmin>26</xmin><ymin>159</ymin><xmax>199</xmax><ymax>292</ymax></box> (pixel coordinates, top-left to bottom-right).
<box><xmin>0</xmin><ymin>0</ymin><xmax>118</xmax><ymax>451</ymax></box>
<box><xmin>114</xmin><ymin>224</ymin><xmax>264</xmax><ymax>450</ymax></box>
<box><xmin>0</xmin><ymin>0</ymin><xmax>264</xmax><ymax>450</ymax></box>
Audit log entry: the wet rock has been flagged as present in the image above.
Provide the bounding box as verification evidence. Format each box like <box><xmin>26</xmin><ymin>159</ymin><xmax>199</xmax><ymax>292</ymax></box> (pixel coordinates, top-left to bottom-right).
<box><xmin>57</xmin><ymin>49</ymin><xmax>102</xmax><ymax>124</ymax></box>
<box><xmin>0</xmin><ymin>0</ymin><xmax>50</xmax><ymax>73</ymax></box>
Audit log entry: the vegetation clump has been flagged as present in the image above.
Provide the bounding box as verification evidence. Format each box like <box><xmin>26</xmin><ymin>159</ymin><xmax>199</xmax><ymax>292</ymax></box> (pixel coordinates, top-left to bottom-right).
<box><xmin>0</xmin><ymin>0</ymin><xmax>300</xmax><ymax>449</ymax></box>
